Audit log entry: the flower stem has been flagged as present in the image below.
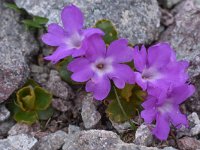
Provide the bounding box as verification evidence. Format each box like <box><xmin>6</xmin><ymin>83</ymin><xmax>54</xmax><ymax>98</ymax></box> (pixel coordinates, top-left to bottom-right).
<box><xmin>113</xmin><ymin>86</ymin><xmax>136</xmax><ymax>130</ymax></box>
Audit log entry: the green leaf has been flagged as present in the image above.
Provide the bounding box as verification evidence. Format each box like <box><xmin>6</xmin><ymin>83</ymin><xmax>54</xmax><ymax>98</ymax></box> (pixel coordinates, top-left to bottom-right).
<box><xmin>34</xmin><ymin>86</ymin><xmax>52</xmax><ymax>110</ymax></box>
<box><xmin>22</xmin><ymin>16</ymin><xmax>48</xmax><ymax>29</ymax></box>
<box><xmin>37</xmin><ymin>106</ymin><xmax>54</xmax><ymax>120</ymax></box>
<box><xmin>16</xmin><ymin>86</ymin><xmax>35</xmax><ymax>111</ymax></box>
<box><xmin>6</xmin><ymin>99</ymin><xmax>20</xmax><ymax>116</ymax></box>
<box><xmin>23</xmin><ymin>79</ymin><xmax>39</xmax><ymax>88</ymax></box>
<box><xmin>106</xmin><ymin>84</ymin><xmax>145</xmax><ymax>123</ymax></box>
<box><xmin>14</xmin><ymin>110</ymin><xmax>38</xmax><ymax>125</ymax></box>
<box><xmin>10</xmin><ymin>81</ymin><xmax>53</xmax><ymax>125</ymax></box>
<box><xmin>95</xmin><ymin>19</ymin><xmax>118</xmax><ymax>44</ymax></box>
<box><xmin>121</xmin><ymin>84</ymin><xmax>134</xmax><ymax>102</ymax></box>
<box><xmin>106</xmin><ymin>92</ymin><xmax>134</xmax><ymax>123</ymax></box>
<box><xmin>56</xmin><ymin>57</ymin><xmax>77</xmax><ymax>84</ymax></box>
<box><xmin>4</xmin><ymin>3</ymin><xmax>22</xmax><ymax>13</ymax></box>
<box><xmin>33</xmin><ymin>16</ymin><xmax>48</xmax><ymax>25</ymax></box>
<box><xmin>22</xmin><ymin>20</ymin><xmax>42</xmax><ymax>28</ymax></box>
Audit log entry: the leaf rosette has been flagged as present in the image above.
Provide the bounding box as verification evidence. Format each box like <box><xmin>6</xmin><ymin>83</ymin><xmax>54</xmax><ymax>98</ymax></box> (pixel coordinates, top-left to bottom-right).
<box><xmin>11</xmin><ymin>80</ymin><xmax>53</xmax><ymax>124</ymax></box>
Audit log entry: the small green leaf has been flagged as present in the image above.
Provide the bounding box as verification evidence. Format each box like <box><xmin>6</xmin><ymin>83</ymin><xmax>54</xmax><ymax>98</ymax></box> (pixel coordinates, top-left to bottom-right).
<box><xmin>14</xmin><ymin>110</ymin><xmax>38</xmax><ymax>125</ymax></box>
<box><xmin>24</xmin><ymin>79</ymin><xmax>39</xmax><ymax>88</ymax></box>
<box><xmin>37</xmin><ymin>106</ymin><xmax>54</xmax><ymax>120</ymax></box>
<box><xmin>56</xmin><ymin>57</ymin><xmax>78</xmax><ymax>84</ymax></box>
<box><xmin>34</xmin><ymin>86</ymin><xmax>52</xmax><ymax>110</ymax></box>
<box><xmin>6</xmin><ymin>99</ymin><xmax>20</xmax><ymax>116</ymax></box>
<box><xmin>106</xmin><ymin>84</ymin><xmax>145</xmax><ymax>123</ymax></box>
<box><xmin>16</xmin><ymin>86</ymin><xmax>35</xmax><ymax>111</ymax></box>
<box><xmin>95</xmin><ymin>19</ymin><xmax>118</xmax><ymax>44</ymax></box>
<box><xmin>22</xmin><ymin>16</ymin><xmax>48</xmax><ymax>29</ymax></box>
<box><xmin>22</xmin><ymin>20</ymin><xmax>42</xmax><ymax>28</ymax></box>
<box><xmin>4</xmin><ymin>3</ymin><xmax>22</xmax><ymax>13</ymax></box>
<box><xmin>33</xmin><ymin>16</ymin><xmax>48</xmax><ymax>25</ymax></box>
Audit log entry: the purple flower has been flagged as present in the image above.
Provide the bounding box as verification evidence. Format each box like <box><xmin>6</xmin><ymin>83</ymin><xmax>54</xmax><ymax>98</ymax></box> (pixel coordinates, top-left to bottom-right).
<box><xmin>67</xmin><ymin>35</ymin><xmax>135</xmax><ymax>100</ymax></box>
<box><xmin>42</xmin><ymin>5</ymin><xmax>104</xmax><ymax>64</ymax></box>
<box><xmin>141</xmin><ymin>84</ymin><xmax>195</xmax><ymax>140</ymax></box>
<box><xmin>133</xmin><ymin>43</ymin><xmax>189</xmax><ymax>91</ymax></box>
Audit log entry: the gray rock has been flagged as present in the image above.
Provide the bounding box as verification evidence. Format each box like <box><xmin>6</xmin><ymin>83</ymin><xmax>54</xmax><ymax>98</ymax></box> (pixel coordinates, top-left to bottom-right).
<box><xmin>30</xmin><ymin>64</ymin><xmax>44</xmax><ymax>73</ymax></box>
<box><xmin>0</xmin><ymin>119</ymin><xmax>15</xmax><ymax>137</ymax></box>
<box><xmin>134</xmin><ymin>124</ymin><xmax>153</xmax><ymax>146</ymax></box>
<box><xmin>0</xmin><ymin>139</ymin><xmax>14</xmax><ymax>150</ymax></box>
<box><xmin>110</xmin><ymin>120</ymin><xmax>131</xmax><ymax>134</ymax></box>
<box><xmin>7</xmin><ymin>134</ymin><xmax>37</xmax><ymax>150</ymax></box>
<box><xmin>71</xmin><ymin>91</ymin><xmax>85</xmax><ymax>119</ymax></box>
<box><xmin>32</xmin><ymin>72</ymin><xmax>49</xmax><ymax>85</ymax></box>
<box><xmin>158</xmin><ymin>0</ymin><xmax>181</xmax><ymax>8</ymax></box>
<box><xmin>160</xmin><ymin>0</ymin><xmax>200</xmax><ymax>115</ymax></box>
<box><xmin>0</xmin><ymin>134</ymin><xmax>37</xmax><ymax>150</ymax></box>
<box><xmin>160</xmin><ymin>8</ymin><xmax>174</xmax><ymax>27</ymax></box>
<box><xmin>188</xmin><ymin>112</ymin><xmax>200</xmax><ymax>136</ymax></box>
<box><xmin>52</xmin><ymin>98</ymin><xmax>72</xmax><ymax>112</ymax></box>
<box><xmin>163</xmin><ymin>148</ymin><xmax>177</xmax><ymax>150</ymax></box>
<box><xmin>177</xmin><ymin>112</ymin><xmax>200</xmax><ymax>137</ymax></box>
<box><xmin>68</xmin><ymin>124</ymin><xmax>81</xmax><ymax>134</ymax></box>
<box><xmin>0</xmin><ymin>105</ymin><xmax>10</xmax><ymax>122</ymax></box>
<box><xmin>0</xmin><ymin>1</ymin><xmax>39</xmax><ymax>102</ymax></box>
<box><xmin>8</xmin><ymin>123</ymin><xmax>30</xmax><ymax>136</ymax></box>
<box><xmin>62</xmin><ymin>129</ymin><xmax>176</xmax><ymax>150</ymax></box>
<box><xmin>62</xmin><ymin>130</ymin><xmax>121</xmax><ymax>150</ymax></box>
<box><xmin>34</xmin><ymin>130</ymin><xmax>67</xmax><ymax>150</ymax></box>
<box><xmin>177</xmin><ymin>137</ymin><xmax>200</xmax><ymax>150</ymax></box>
<box><xmin>81</xmin><ymin>94</ymin><xmax>101</xmax><ymax>129</ymax></box>
<box><xmin>118</xmin><ymin>144</ymin><xmax>176</xmax><ymax>150</ymax></box>
<box><xmin>15</xmin><ymin>0</ymin><xmax>161</xmax><ymax>44</ymax></box>
<box><xmin>45</xmin><ymin>70</ymin><xmax>72</xmax><ymax>100</ymax></box>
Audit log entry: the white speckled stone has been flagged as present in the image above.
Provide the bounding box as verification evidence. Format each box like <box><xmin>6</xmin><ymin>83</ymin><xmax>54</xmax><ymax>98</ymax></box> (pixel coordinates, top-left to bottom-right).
<box><xmin>15</xmin><ymin>0</ymin><xmax>161</xmax><ymax>44</ymax></box>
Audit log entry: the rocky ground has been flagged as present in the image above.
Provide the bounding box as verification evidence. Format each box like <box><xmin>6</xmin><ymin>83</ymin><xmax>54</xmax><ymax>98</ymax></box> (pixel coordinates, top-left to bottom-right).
<box><xmin>0</xmin><ymin>0</ymin><xmax>200</xmax><ymax>149</ymax></box>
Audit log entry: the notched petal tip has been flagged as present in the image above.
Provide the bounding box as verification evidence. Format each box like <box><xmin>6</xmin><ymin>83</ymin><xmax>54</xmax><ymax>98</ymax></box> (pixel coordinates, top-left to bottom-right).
<box><xmin>61</xmin><ymin>4</ymin><xmax>84</xmax><ymax>32</ymax></box>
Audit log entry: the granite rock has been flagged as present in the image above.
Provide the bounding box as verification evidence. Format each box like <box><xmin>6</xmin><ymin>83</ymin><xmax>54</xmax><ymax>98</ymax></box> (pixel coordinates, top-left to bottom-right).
<box><xmin>177</xmin><ymin>137</ymin><xmax>200</xmax><ymax>150</ymax></box>
<box><xmin>0</xmin><ymin>119</ymin><xmax>15</xmax><ymax>137</ymax></box>
<box><xmin>0</xmin><ymin>134</ymin><xmax>37</xmax><ymax>150</ymax></box>
<box><xmin>8</xmin><ymin>123</ymin><xmax>30</xmax><ymax>136</ymax></box>
<box><xmin>177</xmin><ymin>112</ymin><xmax>200</xmax><ymax>138</ymax></box>
<box><xmin>45</xmin><ymin>70</ymin><xmax>73</xmax><ymax>100</ymax></box>
<box><xmin>134</xmin><ymin>124</ymin><xmax>153</xmax><ymax>146</ymax></box>
<box><xmin>15</xmin><ymin>0</ymin><xmax>161</xmax><ymax>44</ymax></box>
<box><xmin>110</xmin><ymin>120</ymin><xmax>132</xmax><ymax>134</ymax></box>
<box><xmin>81</xmin><ymin>94</ymin><xmax>101</xmax><ymax>129</ymax></box>
<box><xmin>52</xmin><ymin>98</ymin><xmax>73</xmax><ymax>112</ymax></box>
<box><xmin>0</xmin><ymin>105</ymin><xmax>10</xmax><ymax>122</ymax></box>
<box><xmin>68</xmin><ymin>124</ymin><xmax>81</xmax><ymax>134</ymax></box>
<box><xmin>62</xmin><ymin>129</ymin><xmax>176</xmax><ymax>150</ymax></box>
<box><xmin>0</xmin><ymin>1</ymin><xmax>39</xmax><ymax>102</ymax></box>
<box><xmin>188</xmin><ymin>112</ymin><xmax>200</xmax><ymax>136</ymax></box>
<box><xmin>33</xmin><ymin>130</ymin><xmax>67</xmax><ymax>150</ymax></box>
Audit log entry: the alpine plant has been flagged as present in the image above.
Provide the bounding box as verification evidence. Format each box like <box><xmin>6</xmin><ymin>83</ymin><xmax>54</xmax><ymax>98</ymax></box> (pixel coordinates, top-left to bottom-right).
<box><xmin>42</xmin><ymin>4</ymin><xmax>195</xmax><ymax>140</ymax></box>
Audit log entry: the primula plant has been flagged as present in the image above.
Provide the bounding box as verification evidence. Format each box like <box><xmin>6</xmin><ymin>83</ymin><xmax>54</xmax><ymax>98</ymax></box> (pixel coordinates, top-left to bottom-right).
<box><xmin>9</xmin><ymin>80</ymin><xmax>53</xmax><ymax>125</ymax></box>
<box><xmin>42</xmin><ymin>4</ymin><xmax>195</xmax><ymax>140</ymax></box>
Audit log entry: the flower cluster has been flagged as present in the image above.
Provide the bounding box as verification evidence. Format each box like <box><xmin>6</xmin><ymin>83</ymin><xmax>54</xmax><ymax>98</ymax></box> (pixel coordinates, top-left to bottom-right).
<box><xmin>42</xmin><ymin>5</ymin><xmax>195</xmax><ymax>140</ymax></box>
<box><xmin>133</xmin><ymin>43</ymin><xmax>195</xmax><ymax>140</ymax></box>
